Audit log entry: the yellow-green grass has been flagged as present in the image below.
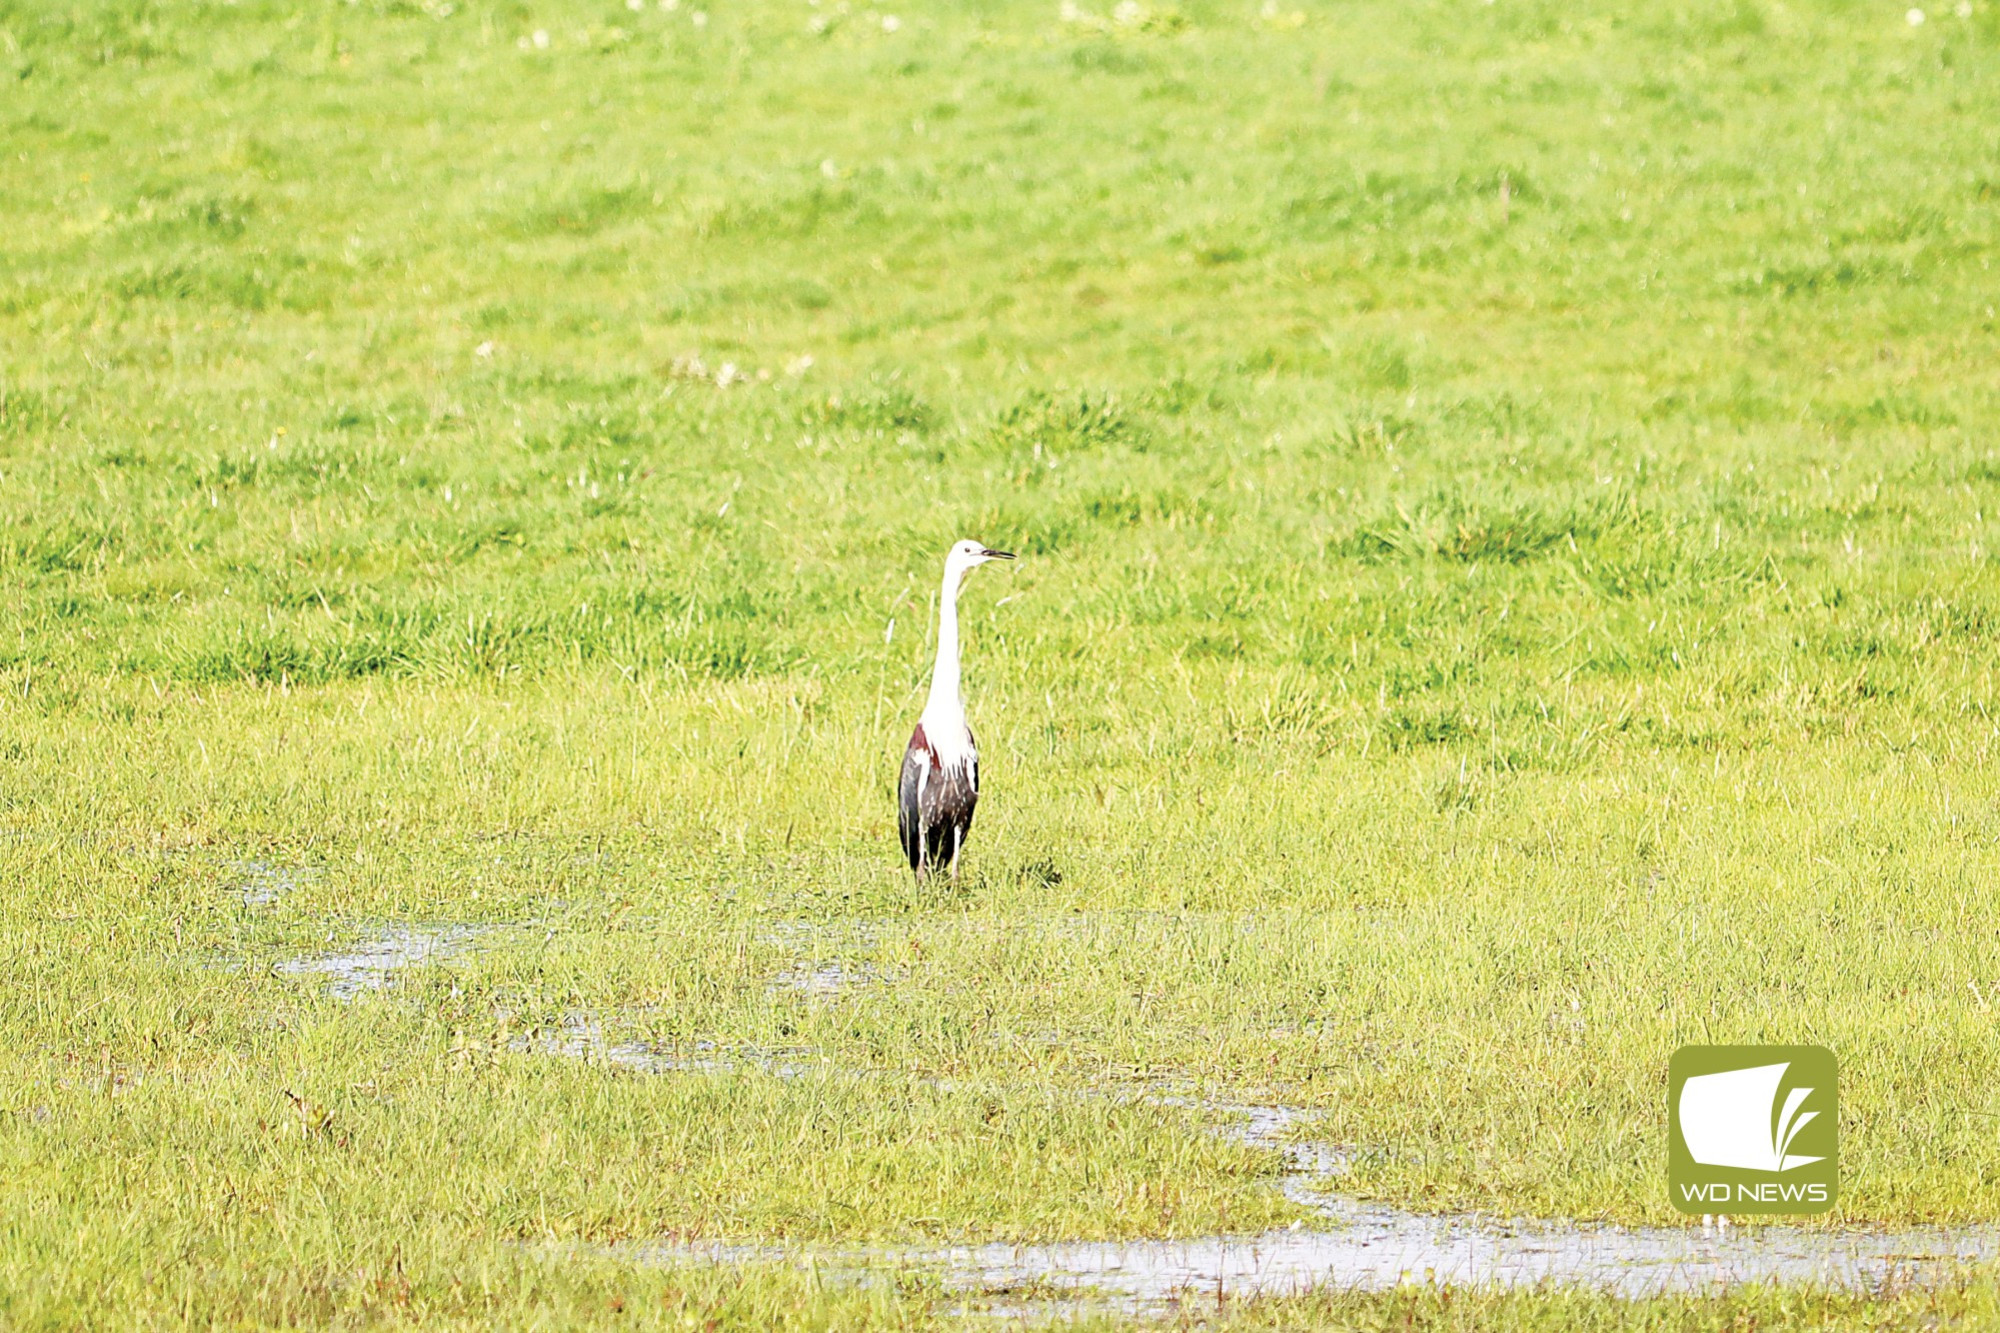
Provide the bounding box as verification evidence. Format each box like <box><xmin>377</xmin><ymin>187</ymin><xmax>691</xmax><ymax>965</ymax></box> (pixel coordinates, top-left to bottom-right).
<box><xmin>8</xmin><ymin>0</ymin><xmax>2000</xmax><ymax>1325</ymax></box>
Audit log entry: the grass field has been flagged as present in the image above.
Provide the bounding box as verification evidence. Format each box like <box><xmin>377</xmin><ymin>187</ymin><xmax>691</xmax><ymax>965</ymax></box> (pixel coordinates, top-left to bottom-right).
<box><xmin>9</xmin><ymin>0</ymin><xmax>2000</xmax><ymax>1325</ymax></box>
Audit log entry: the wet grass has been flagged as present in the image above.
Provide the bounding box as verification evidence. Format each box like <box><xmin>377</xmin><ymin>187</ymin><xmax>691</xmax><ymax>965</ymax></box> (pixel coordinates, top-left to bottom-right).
<box><xmin>8</xmin><ymin>0</ymin><xmax>2000</xmax><ymax>1325</ymax></box>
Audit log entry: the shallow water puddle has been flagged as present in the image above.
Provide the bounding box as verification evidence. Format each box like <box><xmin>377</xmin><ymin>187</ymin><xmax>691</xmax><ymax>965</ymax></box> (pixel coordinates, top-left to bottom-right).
<box><xmin>625</xmin><ymin>1212</ymin><xmax>1999</xmax><ymax>1307</ymax></box>
<box><xmin>531</xmin><ymin>1032</ymin><xmax>2000</xmax><ymax>1306</ymax></box>
<box><xmin>757</xmin><ymin>920</ymin><xmax>899</xmax><ymax>1000</ymax></box>
<box><xmin>612</xmin><ymin>1147</ymin><xmax>2000</xmax><ymax>1308</ymax></box>
<box><xmin>512</xmin><ymin>1013</ymin><xmax>818</xmax><ymax>1079</ymax></box>
<box><xmin>767</xmin><ymin>960</ymin><xmax>895</xmax><ymax>999</ymax></box>
<box><xmin>1147</xmin><ymin>1092</ymin><xmax>1355</xmax><ymax>1178</ymax></box>
<box><xmin>233</xmin><ymin>861</ymin><xmax>322</xmax><ymax>908</ymax></box>
<box><xmin>275</xmin><ymin>925</ymin><xmax>483</xmax><ymax>999</ymax></box>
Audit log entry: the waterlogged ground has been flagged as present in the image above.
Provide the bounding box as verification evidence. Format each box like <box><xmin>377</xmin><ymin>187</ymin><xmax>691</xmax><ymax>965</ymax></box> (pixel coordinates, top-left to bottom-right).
<box><xmin>12</xmin><ymin>787</ymin><xmax>2000</xmax><ymax>1327</ymax></box>
<box><xmin>12</xmin><ymin>0</ymin><xmax>2000</xmax><ymax>1326</ymax></box>
<box><xmin>532</xmin><ymin>991</ymin><xmax>2000</xmax><ymax>1313</ymax></box>
<box><xmin>137</xmin><ymin>892</ymin><xmax>2000</xmax><ymax>1319</ymax></box>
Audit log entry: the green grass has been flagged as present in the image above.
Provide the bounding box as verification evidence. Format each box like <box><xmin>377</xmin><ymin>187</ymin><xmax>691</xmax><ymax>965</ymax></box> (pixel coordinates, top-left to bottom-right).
<box><xmin>9</xmin><ymin>0</ymin><xmax>2000</xmax><ymax>1325</ymax></box>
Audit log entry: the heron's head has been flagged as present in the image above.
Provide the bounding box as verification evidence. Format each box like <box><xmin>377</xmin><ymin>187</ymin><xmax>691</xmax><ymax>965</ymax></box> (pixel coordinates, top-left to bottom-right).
<box><xmin>945</xmin><ymin>539</ymin><xmax>1015</xmax><ymax>579</ymax></box>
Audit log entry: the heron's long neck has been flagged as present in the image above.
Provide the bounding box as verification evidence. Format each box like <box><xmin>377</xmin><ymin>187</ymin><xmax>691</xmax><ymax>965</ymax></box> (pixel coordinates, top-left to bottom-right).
<box><xmin>923</xmin><ymin>572</ymin><xmax>964</xmax><ymax>722</ymax></box>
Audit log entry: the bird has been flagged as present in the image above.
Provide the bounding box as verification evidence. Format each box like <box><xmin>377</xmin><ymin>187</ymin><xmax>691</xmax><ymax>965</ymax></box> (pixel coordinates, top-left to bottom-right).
<box><xmin>899</xmin><ymin>539</ymin><xmax>1014</xmax><ymax>878</ymax></box>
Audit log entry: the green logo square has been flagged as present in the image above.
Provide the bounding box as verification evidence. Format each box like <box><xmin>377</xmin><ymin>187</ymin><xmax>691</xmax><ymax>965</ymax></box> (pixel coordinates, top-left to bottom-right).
<box><xmin>1668</xmin><ymin>1045</ymin><xmax>1838</xmax><ymax>1215</ymax></box>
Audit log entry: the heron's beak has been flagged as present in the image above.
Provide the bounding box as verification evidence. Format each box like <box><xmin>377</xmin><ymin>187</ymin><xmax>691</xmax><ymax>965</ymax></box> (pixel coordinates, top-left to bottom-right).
<box><xmin>980</xmin><ymin>549</ymin><xmax>1016</xmax><ymax>561</ymax></box>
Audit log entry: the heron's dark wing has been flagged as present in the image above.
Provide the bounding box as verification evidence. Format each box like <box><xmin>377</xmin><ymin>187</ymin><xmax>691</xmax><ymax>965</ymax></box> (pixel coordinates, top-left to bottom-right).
<box><xmin>925</xmin><ymin>751</ymin><xmax>978</xmax><ymax>872</ymax></box>
<box><xmin>898</xmin><ymin>725</ymin><xmax>933</xmax><ymax>874</ymax></box>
